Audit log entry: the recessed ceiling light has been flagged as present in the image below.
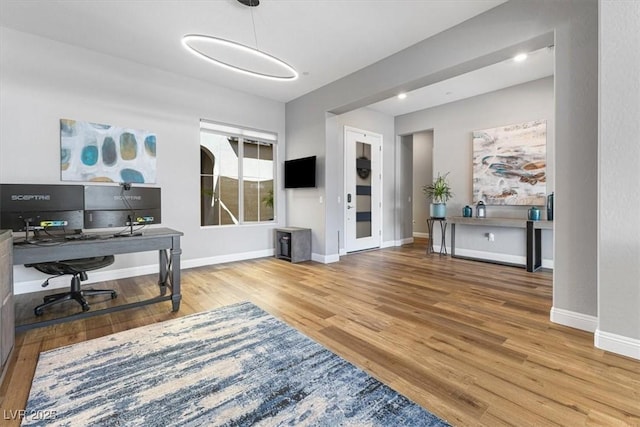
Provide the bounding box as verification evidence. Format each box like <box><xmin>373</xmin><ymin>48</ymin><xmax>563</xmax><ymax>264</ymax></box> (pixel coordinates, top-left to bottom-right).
<box><xmin>514</xmin><ymin>53</ymin><xmax>528</xmax><ymax>62</ymax></box>
<box><xmin>397</xmin><ymin>93</ymin><xmax>407</xmax><ymax>100</ymax></box>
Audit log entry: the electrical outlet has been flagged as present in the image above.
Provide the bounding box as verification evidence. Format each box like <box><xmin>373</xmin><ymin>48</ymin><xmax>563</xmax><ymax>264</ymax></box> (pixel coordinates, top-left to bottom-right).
<box><xmin>488</xmin><ymin>232</ymin><xmax>495</xmax><ymax>242</ymax></box>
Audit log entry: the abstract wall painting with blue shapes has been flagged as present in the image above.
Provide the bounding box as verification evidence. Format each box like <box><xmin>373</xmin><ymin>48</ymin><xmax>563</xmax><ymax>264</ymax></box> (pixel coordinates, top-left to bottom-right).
<box><xmin>60</xmin><ymin>118</ymin><xmax>156</xmax><ymax>183</ymax></box>
<box><xmin>472</xmin><ymin>119</ymin><xmax>546</xmax><ymax>206</ymax></box>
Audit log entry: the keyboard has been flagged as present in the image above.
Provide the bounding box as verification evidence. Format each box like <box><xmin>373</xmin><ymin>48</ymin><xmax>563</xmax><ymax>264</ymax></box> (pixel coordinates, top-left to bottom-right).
<box><xmin>64</xmin><ymin>234</ymin><xmax>98</xmax><ymax>241</ymax></box>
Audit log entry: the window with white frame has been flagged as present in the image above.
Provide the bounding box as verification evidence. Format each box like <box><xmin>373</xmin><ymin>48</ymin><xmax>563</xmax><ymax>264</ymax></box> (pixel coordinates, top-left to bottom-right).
<box><xmin>200</xmin><ymin>121</ymin><xmax>276</xmax><ymax>226</ymax></box>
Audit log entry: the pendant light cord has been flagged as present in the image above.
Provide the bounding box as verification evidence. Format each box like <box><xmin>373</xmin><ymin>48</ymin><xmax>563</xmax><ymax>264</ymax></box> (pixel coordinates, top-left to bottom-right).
<box><xmin>250</xmin><ymin>7</ymin><xmax>259</xmax><ymax>51</ymax></box>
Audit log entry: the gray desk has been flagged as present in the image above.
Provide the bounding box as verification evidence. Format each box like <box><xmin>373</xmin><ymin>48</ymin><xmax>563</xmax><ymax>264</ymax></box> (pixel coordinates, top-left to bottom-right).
<box><xmin>13</xmin><ymin>227</ymin><xmax>182</xmax><ymax>331</ymax></box>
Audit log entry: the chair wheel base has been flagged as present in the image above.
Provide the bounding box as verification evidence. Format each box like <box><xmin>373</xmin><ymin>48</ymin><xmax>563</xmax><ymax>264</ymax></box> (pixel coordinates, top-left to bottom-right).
<box><xmin>34</xmin><ymin>288</ymin><xmax>117</xmax><ymax>317</ymax></box>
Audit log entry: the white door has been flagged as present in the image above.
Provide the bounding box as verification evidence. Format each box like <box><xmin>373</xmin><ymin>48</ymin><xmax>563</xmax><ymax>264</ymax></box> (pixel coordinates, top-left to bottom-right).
<box><xmin>345</xmin><ymin>127</ymin><xmax>381</xmax><ymax>252</ymax></box>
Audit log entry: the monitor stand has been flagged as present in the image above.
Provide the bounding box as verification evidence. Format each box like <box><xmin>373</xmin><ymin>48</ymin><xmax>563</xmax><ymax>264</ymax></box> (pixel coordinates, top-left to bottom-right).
<box><xmin>113</xmin><ymin>232</ymin><xmax>143</xmax><ymax>238</ymax></box>
<box><xmin>114</xmin><ymin>217</ymin><xmax>143</xmax><ymax>237</ymax></box>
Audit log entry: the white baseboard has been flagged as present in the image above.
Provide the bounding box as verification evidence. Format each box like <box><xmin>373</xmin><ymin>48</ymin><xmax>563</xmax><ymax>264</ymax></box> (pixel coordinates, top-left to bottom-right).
<box><xmin>182</xmin><ymin>249</ymin><xmax>274</xmax><ymax>269</ymax></box>
<box><xmin>15</xmin><ymin>249</ymin><xmax>276</xmax><ymax>295</ymax></box>
<box><xmin>400</xmin><ymin>237</ymin><xmax>414</xmax><ymax>245</ymax></box>
<box><xmin>381</xmin><ymin>240</ymin><xmax>395</xmax><ymax>248</ymax></box>
<box><xmin>312</xmin><ymin>253</ymin><xmax>339</xmax><ymax>264</ymax></box>
<box><xmin>453</xmin><ymin>248</ymin><xmax>554</xmax><ymax>269</ymax></box>
<box><xmin>550</xmin><ymin>307</ymin><xmax>598</xmax><ymax>332</ymax></box>
<box><xmin>455</xmin><ymin>248</ymin><xmax>524</xmax><ymax>265</ymax></box>
<box><xmin>595</xmin><ymin>329</ymin><xmax>640</xmax><ymax>360</ymax></box>
<box><xmin>432</xmin><ymin>245</ymin><xmax>450</xmax><ymax>254</ymax></box>
<box><xmin>15</xmin><ymin>264</ymin><xmax>160</xmax><ymax>295</ymax></box>
<box><xmin>413</xmin><ymin>232</ymin><xmax>429</xmax><ymax>239</ymax></box>
<box><xmin>342</xmin><ymin>238</ymin><xmax>413</xmax><ymax>254</ymax></box>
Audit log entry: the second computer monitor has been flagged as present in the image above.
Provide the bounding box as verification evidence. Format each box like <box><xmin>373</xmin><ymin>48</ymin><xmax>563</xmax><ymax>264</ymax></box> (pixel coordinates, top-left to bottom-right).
<box><xmin>84</xmin><ymin>185</ymin><xmax>161</xmax><ymax>229</ymax></box>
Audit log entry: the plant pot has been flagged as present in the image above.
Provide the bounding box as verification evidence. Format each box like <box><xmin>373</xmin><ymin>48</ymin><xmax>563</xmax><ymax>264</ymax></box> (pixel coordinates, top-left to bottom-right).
<box><xmin>430</xmin><ymin>203</ymin><xmax>446</xmax><ymax>218</ymax></box>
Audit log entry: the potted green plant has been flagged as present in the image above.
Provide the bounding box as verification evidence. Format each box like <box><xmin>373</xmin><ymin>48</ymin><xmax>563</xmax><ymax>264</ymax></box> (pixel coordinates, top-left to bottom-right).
<box><xmin>262</xmin><ymin>188</ymin><xmax>274</xmax><ymax>209</ymax></box>
<box><xmin>422</xmin><ymin>172</ymin><xmax>453</xmax><ymax>218</ymax></box>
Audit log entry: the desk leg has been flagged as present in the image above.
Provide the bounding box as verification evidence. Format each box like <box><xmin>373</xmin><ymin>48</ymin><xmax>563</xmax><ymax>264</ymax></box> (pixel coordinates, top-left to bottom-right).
<box><xmin>158</xmin><ymin>249</ymin><xmax>169</xmax><ymax>296</ymax></box>
<box><xmin>170</xmin><ymin>235</ymin><xmax>182</xmax><ymax>311</ymax></box>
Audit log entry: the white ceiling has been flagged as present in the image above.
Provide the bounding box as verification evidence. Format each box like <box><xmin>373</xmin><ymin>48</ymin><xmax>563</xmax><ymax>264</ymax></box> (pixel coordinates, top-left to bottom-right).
<box><xmin>368</xmin><ymin>46</ymin><xmax>555</xmax><ymax>116</ymax></box>
<box><xmin>1</xmin><ymin>0</ymin><xmax>553</xmax><ymax>117</ymax></box>
<box><xmin>0</xmin><ymin>0</ymin><xmax>508</xmax><ymax>105</ymax></box>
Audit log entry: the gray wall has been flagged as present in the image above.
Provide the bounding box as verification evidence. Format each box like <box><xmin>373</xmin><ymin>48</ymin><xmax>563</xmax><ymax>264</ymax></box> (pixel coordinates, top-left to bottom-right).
<box><xmin>286</xmin><ymin>0</ymin><xmax>598</xmax><ymax>327</ymax></box>
<box><xmin>284</xmin><ymin>107</ymin><xmax>327</xmax><ymax>260</ymax></box>
<box><xmin>1</xmin><ymin>28</ymin><xmax>287</xmax><ymax>290</ymax></box>
<box><xmin>412</xmin><ymin>131</ymin><xmax>433</xmax><ymax>235</ymax></box>
<box><xmin>597</xmin><ymin>0</ymin><xmax>640</xmax><ymax>353</ymax></box>
<box><xmin>397</xmin><ymin>77</ymin><xmax>554</xmax><ymax>262</ymax></box>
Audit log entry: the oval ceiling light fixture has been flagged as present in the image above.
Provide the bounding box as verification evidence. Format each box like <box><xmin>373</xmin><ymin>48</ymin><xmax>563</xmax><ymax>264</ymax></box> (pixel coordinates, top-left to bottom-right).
<box><xmin>183</xmin><ymin>0</ymin><xmax>297</xmax><ymax>82</ymax></box>
<box><xmin>182</xmin><ymin>34</ymin><xmax>298</xmax><ymax>81</ymax></box>
<box><xmin>397</xmin><ymin>93</ymin><xmax>407</xmax><ymax>100</ymax></box>
<box><xmin>514</xmin><ymin>53</ymin><xmax>528</xmax><ymax>62</ymax></box>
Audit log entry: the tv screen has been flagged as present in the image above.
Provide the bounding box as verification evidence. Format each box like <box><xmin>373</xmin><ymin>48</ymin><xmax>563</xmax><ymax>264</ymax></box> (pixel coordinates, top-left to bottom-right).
<box><xmin>284</xmin><ymin>156</ymin><xmax>316</xmax><ymax>188</ymax></box>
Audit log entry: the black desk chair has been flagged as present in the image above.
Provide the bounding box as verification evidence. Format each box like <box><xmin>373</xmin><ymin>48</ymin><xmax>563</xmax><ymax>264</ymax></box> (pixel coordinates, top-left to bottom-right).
<box><xmin>27</xmin><ymin>256</ymin><xmax>118</xmax><ymax>316</ymax></box>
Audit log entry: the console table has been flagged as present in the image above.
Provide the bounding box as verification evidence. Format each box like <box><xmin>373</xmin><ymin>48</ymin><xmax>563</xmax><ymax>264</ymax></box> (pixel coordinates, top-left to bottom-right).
<box><xmin>12</xmin><ymin>227</ymin><xmax>183</xmax><ymax>331</ymax></box>
<box><xmin>449</xmin><ymin>217</ymin><xmax>553</xmax><ymax>272</ymax></box>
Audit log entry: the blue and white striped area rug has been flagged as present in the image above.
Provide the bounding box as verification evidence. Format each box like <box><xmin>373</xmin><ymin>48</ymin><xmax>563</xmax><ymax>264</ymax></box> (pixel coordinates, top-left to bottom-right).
<box><xmin>24</xmin><ymin>302</ymin><xmax>449</xmax><ymax>426</ymax></box>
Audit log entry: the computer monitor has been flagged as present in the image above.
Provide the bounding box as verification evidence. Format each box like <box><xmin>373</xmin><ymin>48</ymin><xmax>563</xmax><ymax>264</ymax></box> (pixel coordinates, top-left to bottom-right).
<box><xmin>0</xmin><ymin>184</ymin><xmax>84</xmax><ymax>235</ymax></box>
<box><xmin>83</xmin><ymin>185</ymin><xmax>161</xmax><ymax>231</ymax></box>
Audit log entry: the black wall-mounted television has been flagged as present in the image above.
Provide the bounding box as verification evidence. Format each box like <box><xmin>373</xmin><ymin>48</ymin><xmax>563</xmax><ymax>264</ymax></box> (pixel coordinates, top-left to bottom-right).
<box><xmin>284</xmin><ymin>156</ymin><xmax>316</xmax><ymax>188</ymax></box>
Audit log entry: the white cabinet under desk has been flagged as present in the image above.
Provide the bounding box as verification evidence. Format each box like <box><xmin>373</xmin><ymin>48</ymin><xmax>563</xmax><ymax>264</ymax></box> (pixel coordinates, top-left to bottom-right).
<box><xmin>449</xmin><ymin>217</ymin><xmax>553</xmax><ymax>272</ymax></box>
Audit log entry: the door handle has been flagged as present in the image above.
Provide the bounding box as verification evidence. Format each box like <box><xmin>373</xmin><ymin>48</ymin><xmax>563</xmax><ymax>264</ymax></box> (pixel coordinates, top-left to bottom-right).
<box><xmin>347</xmin><ymin>205</ymin><xmax>354</xmax><ymax>209</ymax></box>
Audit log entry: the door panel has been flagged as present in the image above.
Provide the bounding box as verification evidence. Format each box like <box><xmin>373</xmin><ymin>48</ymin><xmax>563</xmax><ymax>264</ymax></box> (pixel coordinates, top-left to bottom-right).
<box><xmin>345</xmin><ymin>129</ymin><xmax>381</xmax><ymax>252</ymax></box>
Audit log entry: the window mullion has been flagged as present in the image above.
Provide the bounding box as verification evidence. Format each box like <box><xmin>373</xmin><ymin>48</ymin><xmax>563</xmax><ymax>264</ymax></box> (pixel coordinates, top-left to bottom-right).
<box><xmin>238</xmin><ymin>137</ymin><xmax>244</xmax><ymax>224</ymax></box>
<box><xmin>256</xmin><ymin>143</ymin><xmax>261</xmax><ymax>222</ymax></box>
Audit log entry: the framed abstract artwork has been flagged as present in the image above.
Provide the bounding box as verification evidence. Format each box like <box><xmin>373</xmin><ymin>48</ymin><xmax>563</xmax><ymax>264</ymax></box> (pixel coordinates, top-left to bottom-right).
<box><xmin>60</xmin><ymin>118</ymin><xmax>156</xmax><ymax>183</ymax></box>
<box><xmin>472</xmin><ymin>120</ymin><xmax>546</xmax><ymax>205</ymax></box>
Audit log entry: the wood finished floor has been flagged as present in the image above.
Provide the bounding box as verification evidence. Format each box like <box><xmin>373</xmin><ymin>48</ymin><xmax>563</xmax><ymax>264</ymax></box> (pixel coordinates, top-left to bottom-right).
<box><xmin>1</xmin><ymin>239</ymin><xmax>639</xmax><ymax>426</ymax></box>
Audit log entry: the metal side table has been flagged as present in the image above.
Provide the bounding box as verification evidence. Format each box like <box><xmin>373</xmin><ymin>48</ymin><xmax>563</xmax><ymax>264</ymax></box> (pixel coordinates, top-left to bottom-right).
<box><xmin>426</xmin><ymin>218</ymin><xmax>447</xmax><ymax>255</ymax></box>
